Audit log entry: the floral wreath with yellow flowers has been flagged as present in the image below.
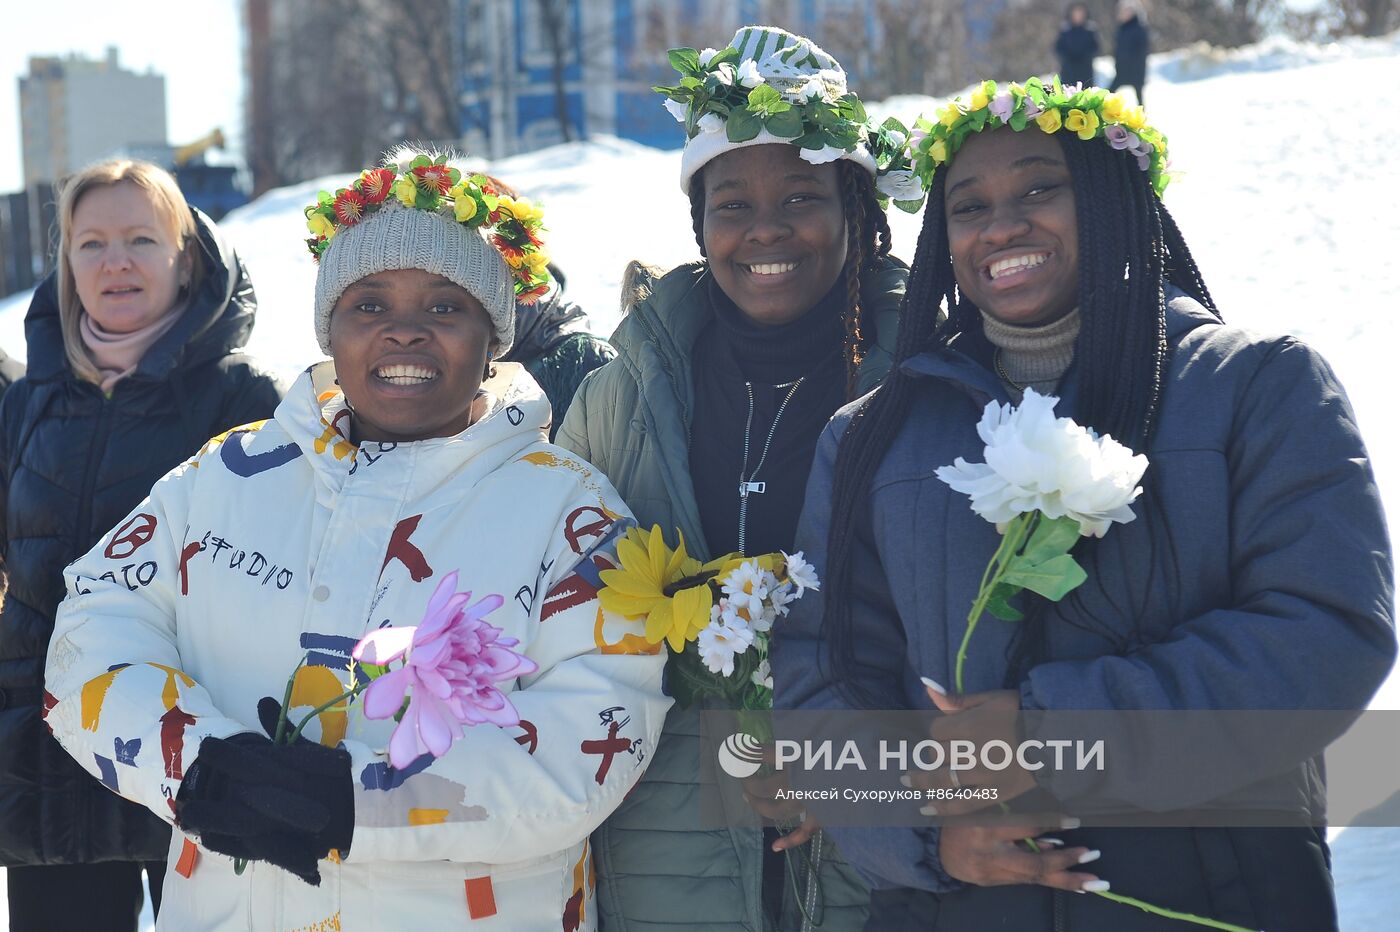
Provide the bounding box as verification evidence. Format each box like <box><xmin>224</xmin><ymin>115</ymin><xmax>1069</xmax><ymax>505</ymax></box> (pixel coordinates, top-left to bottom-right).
<box><xmin>303</xmin><ymin>154</ymin><xmax>551</xmax><ymax>304</ymax></box>
<box><xmin>912</xmin><ymin>77</ymin><xmax>1172</xmax><ymax>197</ymax></box>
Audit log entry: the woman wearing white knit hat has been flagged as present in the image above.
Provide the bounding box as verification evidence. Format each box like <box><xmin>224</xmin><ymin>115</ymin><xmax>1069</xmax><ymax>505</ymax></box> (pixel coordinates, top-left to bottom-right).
<box><xmin>558</xmin><ymin>24</ymin><xmax>920</xmax><ymax>932</ymax></box>
<box><xmin>43</xmin><ymin>149</ymin><xmax>670</xmax><ymax>929</ymax></box>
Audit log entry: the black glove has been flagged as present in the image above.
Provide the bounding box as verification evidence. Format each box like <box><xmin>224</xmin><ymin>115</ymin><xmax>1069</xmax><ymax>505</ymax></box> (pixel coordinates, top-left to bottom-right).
<box><xmin>176</xmin><ymin>725</ymin><xmax>355</xmax><ymax>886</ymax></box>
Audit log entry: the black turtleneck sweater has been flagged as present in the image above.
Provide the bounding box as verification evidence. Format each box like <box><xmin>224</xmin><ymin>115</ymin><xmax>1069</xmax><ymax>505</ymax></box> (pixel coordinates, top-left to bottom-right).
<box><xmin>689</xmin><ymin>278</ymin><xmax>849</xmax><ymax>558</ymax></box>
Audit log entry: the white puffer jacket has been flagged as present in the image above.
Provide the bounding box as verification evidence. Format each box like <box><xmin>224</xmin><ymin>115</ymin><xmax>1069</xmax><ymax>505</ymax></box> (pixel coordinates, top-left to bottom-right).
<box><xmin>45</xmin><ymin>361</ymin><xmax>670</xmax><ymax>930</ymax></box>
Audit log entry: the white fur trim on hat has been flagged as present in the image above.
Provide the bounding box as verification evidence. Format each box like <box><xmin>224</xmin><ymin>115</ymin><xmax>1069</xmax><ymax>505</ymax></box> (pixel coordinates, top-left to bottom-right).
<box><xmin>678</xmin><ymin>127</ymin><xmax>877</xmax><ymax>193</ymax></box>
<box><xmin>313</xmin><ymin>202</ymin><xmax>516</xmax><ymax>357</ymax></box>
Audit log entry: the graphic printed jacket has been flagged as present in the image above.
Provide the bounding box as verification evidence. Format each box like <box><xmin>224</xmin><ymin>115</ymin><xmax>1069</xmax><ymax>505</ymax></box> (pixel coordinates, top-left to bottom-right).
<box><xmin>44</xmin><ymin>360</ymin><xmax>670</xmax><ymax>930</ymax></box>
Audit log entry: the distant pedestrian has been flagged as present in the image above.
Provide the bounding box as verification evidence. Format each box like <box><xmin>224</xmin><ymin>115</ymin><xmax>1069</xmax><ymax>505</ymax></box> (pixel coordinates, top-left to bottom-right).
<box><xmin>1112</xmin><ymin>1</ymin><xmax>1151</xmax><ymax>105</ymax></box>
<box><xmin>0</xmin><ymin>159</ymin><xmax>281</xmax><ymax>932</ymax></box>
<box><xmin>1054</xmin><ymin>3</ymin><xmax>1101</xmax><ymax>89</ymax></box>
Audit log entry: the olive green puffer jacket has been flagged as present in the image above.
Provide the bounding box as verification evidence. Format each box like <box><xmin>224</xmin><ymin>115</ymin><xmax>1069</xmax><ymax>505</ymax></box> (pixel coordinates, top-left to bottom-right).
<box><xmin>557</xmin><ymin>257</ymin><xmax>907</xmax><ymax>931</ymax></box>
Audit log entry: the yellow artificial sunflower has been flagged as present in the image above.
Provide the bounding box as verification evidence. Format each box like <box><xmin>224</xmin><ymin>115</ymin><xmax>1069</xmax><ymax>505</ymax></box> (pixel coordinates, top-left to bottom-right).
<box><xmin>599</xmin><ymin>525</ymin><xmax>724</xmax><ymax>652</ymax></box>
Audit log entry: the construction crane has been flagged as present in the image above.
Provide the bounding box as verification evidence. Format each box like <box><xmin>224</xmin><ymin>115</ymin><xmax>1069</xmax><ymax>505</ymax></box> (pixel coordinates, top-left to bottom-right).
<box><xmin>168</xmin><ymin>129</ymin><xmax>245</xmax><ymax>219</ymax></box>
<box><xmin>173</xmin><ymin>128</ymin><xmax>226</xmax><ymax>167</ymax></box>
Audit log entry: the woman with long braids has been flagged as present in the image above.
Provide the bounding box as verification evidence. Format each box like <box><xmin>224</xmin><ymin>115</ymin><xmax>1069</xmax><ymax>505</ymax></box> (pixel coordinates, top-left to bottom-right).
<box><xmin>773</xmin><ymin>81</ymin><xmax>1394</xmax><ymax>930</ymax></box>
<box><xmin>557</xmin><ymin>25</ymin><xmax>916</xmax><ymax>932</ymax></box>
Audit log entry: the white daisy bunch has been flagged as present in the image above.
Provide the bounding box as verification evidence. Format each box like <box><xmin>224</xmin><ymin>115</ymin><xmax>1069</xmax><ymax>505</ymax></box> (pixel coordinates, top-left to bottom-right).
<box><xmin>695</xmin><ymin>552</ymin><xmax>820</xmax><ymax>690</ymax></box>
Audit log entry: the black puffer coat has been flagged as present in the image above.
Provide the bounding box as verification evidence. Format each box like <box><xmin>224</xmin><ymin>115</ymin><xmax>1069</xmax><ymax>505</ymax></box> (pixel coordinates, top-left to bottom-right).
<box><xmin>1114</xmin><ymin>14</ymin><xmax>1150</xmax><ymax>89</ymax></box>
<box><xmin>499</xmin><ymin>268</ymin><xmax>615</xmax><ymax>440</ymax></box>
<box><xmin>1054</xmin><ymin>21</ymin><xmax>1101</xmax><ymax>89</ymax></box>
<box><xmin>0</xmin><ymin>210</ymin><xmax>282</xmax><ymax>865</ymax></box>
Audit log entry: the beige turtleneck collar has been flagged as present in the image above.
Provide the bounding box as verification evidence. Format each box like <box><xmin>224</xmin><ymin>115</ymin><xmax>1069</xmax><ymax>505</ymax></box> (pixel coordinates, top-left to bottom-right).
<box><xmin>979</xmin><ymin>308</ymin><xmax>1080</xmax><ymax>400</ymax></box>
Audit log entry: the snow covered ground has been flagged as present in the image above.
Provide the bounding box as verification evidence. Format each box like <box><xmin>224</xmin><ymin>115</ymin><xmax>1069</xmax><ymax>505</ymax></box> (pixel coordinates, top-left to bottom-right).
<box><xmin>3</xmin><ymin>30</ymin><xmax>1398</xmax><ymax>930</ymax></box>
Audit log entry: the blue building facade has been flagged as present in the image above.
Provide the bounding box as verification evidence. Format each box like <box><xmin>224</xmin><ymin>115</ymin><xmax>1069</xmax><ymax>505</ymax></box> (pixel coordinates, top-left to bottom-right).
<box><xmin>453</xmin><ymin>0</ymin><xmax>995</xmax><ymax>158</ymax></box>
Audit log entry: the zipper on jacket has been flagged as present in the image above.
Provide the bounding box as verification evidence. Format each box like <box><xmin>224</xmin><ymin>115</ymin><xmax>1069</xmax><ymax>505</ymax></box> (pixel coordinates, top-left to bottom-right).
<box><xmin>737</xmin><ymin>378</ymin><xmax>803</xmax><ymax>556</ymax></box>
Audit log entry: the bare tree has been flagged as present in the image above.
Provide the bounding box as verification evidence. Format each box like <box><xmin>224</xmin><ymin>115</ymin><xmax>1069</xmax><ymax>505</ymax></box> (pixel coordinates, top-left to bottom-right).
<box><xmin>246</xmin><ymin>0</ymin><xmax>465</xmax><ymax>192</ymax></box>
<box><xmin>1286</xmin><ymin>0</ymin><xmax>1399</xmax><ymax>38</ymax></box>
<box><xmin>535</xmin><ymin>0</ymin><xmax>576</xmax><ymax>142</ymax></box>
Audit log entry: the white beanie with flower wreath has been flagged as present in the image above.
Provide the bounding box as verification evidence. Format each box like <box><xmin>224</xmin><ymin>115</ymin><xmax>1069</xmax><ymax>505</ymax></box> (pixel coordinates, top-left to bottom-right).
<box><xmin>658</xmin><ymin>25</ymin><xmax>924</xmax><ymax>208</ymax></box>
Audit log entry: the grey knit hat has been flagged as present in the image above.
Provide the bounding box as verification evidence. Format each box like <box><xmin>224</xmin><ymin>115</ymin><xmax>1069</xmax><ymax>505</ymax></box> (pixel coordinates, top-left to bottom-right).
<box><xmin>313</xmin><ymin>200</ymin><xmax>517</xmax><ymax>357</ymax></box>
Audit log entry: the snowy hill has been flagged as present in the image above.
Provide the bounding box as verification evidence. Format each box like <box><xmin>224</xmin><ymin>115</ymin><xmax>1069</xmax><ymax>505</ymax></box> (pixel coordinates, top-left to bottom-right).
<box><xmin>2</xmin><ymin>30</ymin><xmax>1398</xmax><ymax>930</ymax></box>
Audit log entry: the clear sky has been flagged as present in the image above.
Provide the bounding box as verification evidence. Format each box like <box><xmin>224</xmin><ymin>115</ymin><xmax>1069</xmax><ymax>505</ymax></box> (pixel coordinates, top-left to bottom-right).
<box><xmin>0</xmin><ymin>0</ymin><xmax>243</xmax><ymax>192</ymax></box>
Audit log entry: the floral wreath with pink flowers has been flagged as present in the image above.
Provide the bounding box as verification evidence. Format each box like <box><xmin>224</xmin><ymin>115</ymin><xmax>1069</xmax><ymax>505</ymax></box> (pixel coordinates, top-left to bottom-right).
<box><xmin>303</xmin><ymin>154</ymin><xmax>552</xmax><ymax>304</ymax></box>
<box><xmin>912</xmin><ymin>77</ymin><xmax>1172</xmax><ymax>197</ymax></box>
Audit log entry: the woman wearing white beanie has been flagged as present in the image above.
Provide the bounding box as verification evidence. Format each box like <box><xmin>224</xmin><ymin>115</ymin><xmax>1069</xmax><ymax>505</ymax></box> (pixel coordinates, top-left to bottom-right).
<box><xmin>43</xmin><ymin>150</ymin><xmax>670</xmax><ymax>929</ymax></box>
<box><xmin>558</xmin><ymin>24</ymin><xmax>920</xmax><ymax>932</ymax></box>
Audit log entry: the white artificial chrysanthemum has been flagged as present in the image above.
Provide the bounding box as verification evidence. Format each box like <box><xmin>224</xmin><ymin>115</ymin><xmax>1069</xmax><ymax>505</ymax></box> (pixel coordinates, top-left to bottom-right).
<box><xmin>713</xmin><ymin>63</ymin><xmax>737</xmax><ymax>86</ymax></box>
<box><xmin>697</xmin><ymin>616</ymin><xmax>756</xmax><ymax>677</ymax></box>
<box><xmin>736</xmin><ymin>59</ymin><xmax>764</xmax><ymax>88</ymax></box>
<box><xmin>663</xmin><ymin>98</ymin><xmax>688</xmax><ymax>124</ymax></box>
<box><xmin>783</xmin><ymin>551</ymin><xmax>821</xmax><ymax>595</ymax></box>
<box><xmin>934</xmin><ymin>388</ymin><xmax>1148</xmax><ymax>537</ymax></box>
<box><xmin>696</xmin><ymin>113</ymin><xmax>725</xmax><ymax>134</ymax></box>
<box><xmin>722</xmin><ymin>561</ymin><xmax>770</xmax><ymax>620</ymax></box>
<box><xmin>876</xmin><ymin>169</ymin><xmax>925</xmax><ymax>203</ymax></box>
<box><xmin>752</xmin><ymin>658</ymin><xmax>773</xmax><ymax>691</ymax></box>
<box><xmin>698</xmin><ymin>47</ymin><xmax>720</xmax><ymax>67</ymax></box>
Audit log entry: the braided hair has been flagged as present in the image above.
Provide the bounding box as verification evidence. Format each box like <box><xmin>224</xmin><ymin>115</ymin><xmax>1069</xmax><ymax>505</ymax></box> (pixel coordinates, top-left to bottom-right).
<box><xmin>820</xmin><ymin>131</ymin><xmax>1220</xmax><ymax>706</ymax></box>
<box><xmin>688</xmin><ymin>160</ymin><xmax>893</xmax><ymax>400</ymax></box>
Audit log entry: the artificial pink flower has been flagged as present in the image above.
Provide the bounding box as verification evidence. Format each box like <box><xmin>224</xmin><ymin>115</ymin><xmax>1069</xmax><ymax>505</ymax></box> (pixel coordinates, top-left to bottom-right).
<box><xmin>352</xmin><ymin>571</ymin><xmax>537</xmax><ymax>769</ymax></box>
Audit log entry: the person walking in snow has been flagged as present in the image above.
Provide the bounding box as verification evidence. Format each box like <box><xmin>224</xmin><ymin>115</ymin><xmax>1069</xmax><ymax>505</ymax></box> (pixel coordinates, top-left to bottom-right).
<box><xmin>473</xmin><ymin>174</ymin><xmax>615</xmax><ymax>440</ymax></box>
<box><xmin>0</xmin><ymin>159</ymin><xmax>281</xmax><ymax>932</ymax></box>
<box><xmin>1055</xmin><ymin>3</ymin><xmax>1101</xmax><ymax>89</ymax></box>
<box><xmin>42</xmin><ymin>148</ymin><xmax>669</xmax><ymax>930</ymax></box>
<box><xmin>556</xmin><ymin>25</ymin><xmax>918</xmax><ymax>931</ymax></box>
<box><xmin>774</xmin><ymin>80</ymin><xmax>1395</xmax><ymax>931</ymax></box>
<box><xmin>1111</xmin><ymin>1</ymin><xmax>1151</xmax><ymax>105</ymax></box>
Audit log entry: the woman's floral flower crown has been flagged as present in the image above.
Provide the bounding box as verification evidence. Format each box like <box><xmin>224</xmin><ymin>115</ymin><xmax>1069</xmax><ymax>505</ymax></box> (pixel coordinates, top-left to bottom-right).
<box><xmin>655</xmin><ymin>46</ymin><xmax>926</xmax><ymax>211</ymax></box>
<box><xmin>303</xmin><ymin>154</ymin><xmax>551</xmax><ymax>304</ymax></box>
<box><xmin>912</xmin><ymin>77</ymin><xmax>1173</xmax><ymax>197</ymax></box>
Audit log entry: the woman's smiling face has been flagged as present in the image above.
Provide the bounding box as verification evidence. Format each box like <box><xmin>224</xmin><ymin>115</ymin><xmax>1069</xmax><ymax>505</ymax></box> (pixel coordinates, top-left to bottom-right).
<box><xmin>943</xmin><ymin>128</ymin><xmax>1080</xmax><ymax>327</ymax></box>
<box><xmin>328</xmin><ymin>268</ymin><xmax>496</xmax><ymax>443</ymax></box>
<box><xmin>701</xmin><ymin>144</ymin><xmax>848</xmax><ymax>326</ymax></box>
